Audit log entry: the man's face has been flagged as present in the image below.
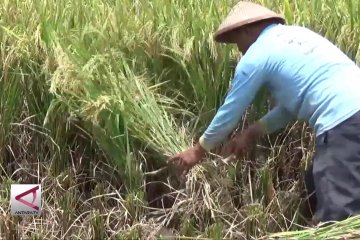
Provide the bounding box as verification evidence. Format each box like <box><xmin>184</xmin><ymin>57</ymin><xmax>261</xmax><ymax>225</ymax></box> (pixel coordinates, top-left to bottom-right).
<box><xmin>229</xmin><ymin>28</ymin><xmax>252</xmax><ymax>53</ymax></box>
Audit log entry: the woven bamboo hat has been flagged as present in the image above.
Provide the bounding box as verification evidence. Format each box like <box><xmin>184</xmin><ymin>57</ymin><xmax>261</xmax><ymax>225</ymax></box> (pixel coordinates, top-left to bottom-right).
<box><xmin>214</xmin><ymin>1</ymin><xmax>285</xmax><ymax>43</ymax></box>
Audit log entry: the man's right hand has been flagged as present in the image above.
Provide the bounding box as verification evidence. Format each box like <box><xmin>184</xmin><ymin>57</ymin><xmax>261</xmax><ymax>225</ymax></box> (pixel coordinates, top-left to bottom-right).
<box><xmin>168</xmin><ymin>143</ymin><xmax>206</xmax><ymax>175</ymax></box>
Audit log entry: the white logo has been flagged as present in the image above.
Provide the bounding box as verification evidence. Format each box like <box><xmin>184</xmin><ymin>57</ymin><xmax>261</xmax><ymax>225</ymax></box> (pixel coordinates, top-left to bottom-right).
<box><xmin>11</xmin><ymin>184</ymin><xmax>41</xmax><ymax>215</ymax></box>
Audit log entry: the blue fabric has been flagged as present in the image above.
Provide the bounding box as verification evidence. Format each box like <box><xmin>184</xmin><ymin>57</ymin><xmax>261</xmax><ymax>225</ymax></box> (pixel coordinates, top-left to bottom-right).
<box><xmin>200</xmin><ymin>23</ymin><xmax>360</xmax><ymax>151</ymax></box>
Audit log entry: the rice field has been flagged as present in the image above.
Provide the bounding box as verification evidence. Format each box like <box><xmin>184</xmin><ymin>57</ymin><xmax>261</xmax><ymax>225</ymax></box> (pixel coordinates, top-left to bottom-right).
<box><xmin>0</xmin><ymin>0</ymin><xmax>360</xmax><ymax>239</ymax></box>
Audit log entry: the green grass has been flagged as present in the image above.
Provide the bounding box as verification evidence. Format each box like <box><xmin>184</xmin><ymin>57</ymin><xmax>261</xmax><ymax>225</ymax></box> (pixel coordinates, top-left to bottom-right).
<box><xmin>0</xmin><ymin>0</ymin><xmax>359</xmax><ymax>239</ymax></box>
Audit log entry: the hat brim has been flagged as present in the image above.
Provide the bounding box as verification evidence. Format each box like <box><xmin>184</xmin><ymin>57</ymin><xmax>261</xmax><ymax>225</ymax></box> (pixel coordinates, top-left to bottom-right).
<box><xmin>214</xmin><ymin>16</ymin><xmax>285</xmax><ymax>43</ymax></box>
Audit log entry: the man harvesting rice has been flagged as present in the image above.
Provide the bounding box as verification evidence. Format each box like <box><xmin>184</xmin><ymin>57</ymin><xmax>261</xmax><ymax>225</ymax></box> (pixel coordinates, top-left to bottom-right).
<box><xmin>170</xmin><ymin>1</ymin><xmax>360</xmax><ymax>224</ymax></box>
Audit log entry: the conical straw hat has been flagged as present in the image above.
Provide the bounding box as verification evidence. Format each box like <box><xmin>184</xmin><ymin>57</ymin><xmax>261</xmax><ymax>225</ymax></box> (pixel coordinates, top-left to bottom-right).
<box><xmin>214</xmin><ymin>1</ymin><xmax>285</xmax><ymax>43</ymax></box>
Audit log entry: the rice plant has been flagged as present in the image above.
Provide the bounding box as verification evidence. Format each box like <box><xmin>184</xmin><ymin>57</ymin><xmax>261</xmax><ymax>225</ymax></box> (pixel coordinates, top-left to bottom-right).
<box><xmin>0</xmin><ymin>0</ymin><xmax>359</xmax><ymax>239</ymax></box>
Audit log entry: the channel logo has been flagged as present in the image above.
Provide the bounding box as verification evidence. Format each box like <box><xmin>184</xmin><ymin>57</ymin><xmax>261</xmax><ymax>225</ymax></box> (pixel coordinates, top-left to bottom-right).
<box><xmin>11</xmin><ymin>184</ymin><xmax>41</xmax><ymax>216</ymax></box>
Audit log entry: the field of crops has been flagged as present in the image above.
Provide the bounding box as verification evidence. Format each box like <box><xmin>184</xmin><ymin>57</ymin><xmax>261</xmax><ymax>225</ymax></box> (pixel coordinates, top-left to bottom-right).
<box><xmin>0</xmin><ymin>0</ymin><xmax>360</xmax><ymax>239</ymax></box>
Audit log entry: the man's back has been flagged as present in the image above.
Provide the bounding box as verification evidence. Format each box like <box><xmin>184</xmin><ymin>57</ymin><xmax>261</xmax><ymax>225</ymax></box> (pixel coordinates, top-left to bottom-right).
<box><xmin>249</xmin><ymin>24</ymin><xmax>360</xmax><ymax>136</ymax></box>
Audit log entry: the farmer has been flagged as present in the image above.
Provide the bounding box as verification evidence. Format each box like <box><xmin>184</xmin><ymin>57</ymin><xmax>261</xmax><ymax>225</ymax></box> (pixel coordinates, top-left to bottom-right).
<box><xmin>169</xmin><ymin>1</ymin><xmax>360</xmax><ymax>224</ymax></box>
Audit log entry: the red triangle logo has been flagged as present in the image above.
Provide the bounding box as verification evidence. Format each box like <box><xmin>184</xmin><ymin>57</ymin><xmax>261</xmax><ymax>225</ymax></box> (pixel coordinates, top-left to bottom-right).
<box><xmin>15</xmin><ymin>186</ymin><xmax>40</xmax><ymax>211</ymax></box>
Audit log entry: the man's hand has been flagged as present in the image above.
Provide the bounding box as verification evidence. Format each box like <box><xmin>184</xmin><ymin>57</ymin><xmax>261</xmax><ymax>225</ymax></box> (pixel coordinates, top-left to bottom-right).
<box><xmin>221</xmin><ymin>122</ymin><xmax>265</xmax><ymax>160</ymax></box>
<box><xmin>221</xmin><ymin>132</ymin><xmax>251</xmax><ymax>160</ymax></box>
<box><xmin>169</xmin><ymin>143</ymin><xmax>206</xmax><ymax>175</ymax></box>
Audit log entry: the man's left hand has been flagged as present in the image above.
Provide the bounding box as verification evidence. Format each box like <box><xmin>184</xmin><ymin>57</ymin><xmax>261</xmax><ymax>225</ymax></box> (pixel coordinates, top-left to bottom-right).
<box><xmin>221</xmin><ymin>122</ymin><xmax>265</xmax><ymax>161</ymax></box>
<box><xmin>221</xmin><ymin>132</ymin><xmax>251</xmax><ymax>160</ymax></box>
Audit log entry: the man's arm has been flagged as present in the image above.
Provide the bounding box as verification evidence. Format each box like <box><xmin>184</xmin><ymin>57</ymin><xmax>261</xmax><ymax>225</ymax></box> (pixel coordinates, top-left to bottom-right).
<box><xmin>258</xmin><ymin>105</ymin><xmax>296</xmax><ymax>134</ymax></box>
<box><xmin>221</xmin><ymin>105</ymin><xmax>296</xmax><ymax>159</ymax></box>
<box><xmin>169</xmin><ymin>58</ymin><xmax>275</xmax><ymax>171</ymax></box>
<box><xmin>199</xmin><ymin>61</ymin><xmax>266</xmax><ymax>152</ymax></box>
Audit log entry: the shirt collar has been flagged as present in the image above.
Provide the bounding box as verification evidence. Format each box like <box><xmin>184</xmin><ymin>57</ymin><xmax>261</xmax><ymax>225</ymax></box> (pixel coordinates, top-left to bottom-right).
<box><xmin>259</xmin><ymin>23</ymin><xmax>280</xmax><ymax>37</ymax></box>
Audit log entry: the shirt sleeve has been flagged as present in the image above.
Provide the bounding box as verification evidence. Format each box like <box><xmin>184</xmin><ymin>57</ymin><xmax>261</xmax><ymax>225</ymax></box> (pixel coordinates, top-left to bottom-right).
<box><xmin>198</xmin><ymin>60</ymin><xmax>265</xmax><ymax>152</ymax></box>
<box><xmin>258</xmin><ymin>105</ymin><xmax>296</xmax><ymax>134</ymax></box>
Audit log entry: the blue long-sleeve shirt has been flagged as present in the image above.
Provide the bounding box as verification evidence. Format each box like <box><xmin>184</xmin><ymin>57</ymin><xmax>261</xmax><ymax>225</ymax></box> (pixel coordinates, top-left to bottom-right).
<box><xmin>199</xmin><ymin>23</ymin><xmax>360</xmax><ymax>151</ymax></box>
